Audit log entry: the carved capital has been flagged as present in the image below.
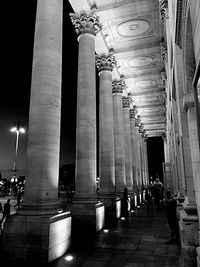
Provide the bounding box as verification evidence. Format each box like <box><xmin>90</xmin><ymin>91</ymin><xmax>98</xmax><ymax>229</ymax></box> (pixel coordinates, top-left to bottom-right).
<box><xmin>160</xmin><ymin>41</ymin><xmax>167</xmax><ymax>61</ymax></box>
<box><xmin>159</xmin><ymin>0</ymin><xmax>168</xmax><ymax>22</ymax></box>
<box><xmin>122</xmin><ymin>96</ymin><xmax>132</xmax><ymax>109</ymax></box>
<box><xmin>175</xmin><ymin>0</ymin><xmax>183</xmax><ymax>48</ymax></box>
<box><xmin>112</xmin><ymin>78</ymin><xmax>126</xmax><ymax>94</ymax></box>
<box><xmin>135</xmin><ymin>118</ymin><xmax>140</xmax><ymax>127</ymax></box>
<box><xmin>139</xmin><ymin>123</ymin><xmax>144</xmax><ymax>133</ymax></box>
<box><xmin>161</xmin><ymin>69</ymin><xmax>167</xmax><ymax>87</ymax></box>
<box><xmin>142</xmin><ymin>130</ymin><xmax>147</xmax><ymax>139</ymax></box>
<box><xmin>162</xmin><ymin>89</ymin><xmax>167</xmax><ymax>104</ymax></box>
<box><xmin>129</xmin><ymin>108</ymin><xmax>137</xmax><ymax>119</ymax></box>
<box><xmin>70</xmin><ymin>9</ymin><xmax>102</xmax><ymax>37</ymax></box>
<box><xmin>96</xmin><ymin>50</ymin><xmax>116</xmax><ymax>72</ymax></box>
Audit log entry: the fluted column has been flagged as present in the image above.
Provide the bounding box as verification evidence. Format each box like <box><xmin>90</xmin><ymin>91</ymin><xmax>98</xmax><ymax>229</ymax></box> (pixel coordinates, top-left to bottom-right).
<box><xmin>135</xmin><ymin>119</ymin><xmax>142</xmax><ymax>190</ymax></box>
<box><xmin>70</xmin><ymin>9</ymin><xmax>102</xmax><ymax>200</ymax></box>
<box><xmin>122</xmin><ymin>96</ymin><xmax>133</xmax><ymax>193</ymax></box>
<box><xmin>144</xmin><ymin>136</ymin><xmax>149</xmax><ymax>186</ymax></box>
<box><xmin>130</xmin><ymin>108</ymin><xmax>138</xmax><ymax>192</ymax></box>
<box><xmin>21</xmin><ymin>0</ymin><xmax>63</xmax><ymax>214</ymax></box>
<box><xmin>183</xmin><ymin>93</ymin><xmax>200</xmax><ymax>222</ymax></box>
<box><xmin>138</xmin><ymin>125</ymin><xmax>145</xmax><ymax>187</ymax></box>
<box><xmin>96</xmin><ymin>51</ymin><xmax>116</xmax><ymax>197</ymax></box>
<box><xmin>69</xmin><ymin>9</ymin><xmax>105</xmax><ymax>232</ymax></box>
<box><xmin>112</xmin><ymin>80</ymin><xmax>126</xmax><ymax>195</ymax></box>
<box><xmin>2</xmin><ymin>1</ymin><xmax>72</xmax><ymax>263</ymax></box>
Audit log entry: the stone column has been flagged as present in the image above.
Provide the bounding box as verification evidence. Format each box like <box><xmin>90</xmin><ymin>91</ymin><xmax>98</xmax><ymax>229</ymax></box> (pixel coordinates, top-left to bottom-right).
<box><xmin>183</xmin><ymin>93</ymin><xmax>200</xmax><ymax>222</ymax></box>
<box><xmin>180</xmin><ymin>111</ymin><xmax>196</xmax><ymax>205</ymax></box>
<box><xmin>163</xmin><ymin>135</ymin><xmax>168</xmax><ymax>162</ymax></box>
<box><xmin>69</xmin><ymin>9</ymin><xmax>105</xmax><ymax>231</ymax></box>
<box><xmin>139</xmin><ymin>130</ymin><xmax>145</xmax><ymax>202</ymax></box>
<box><xmin>130</xmin><ymin>108</ymin><xmax>138</xmax><ymax>192</ymax></box>
<box><xmin>112</xmin><ymin>80</ymin><xmax>126</xmax><ymax>196</ymax></box>
<box><xmin>2</xmin><ymin>0</ymin><xmax>71</xmax><ymax>263</ymax></box>
<box><xmin>139</xmin><ymin>129</ymin><xmax>145</xmax><ymax>187</ymax></box>
<box><xmin>144</xmin><ymin>136</ymin><xmax>149</xmax><ymax>186</ymax></box>
<box><xmin>130</xmin><ymin>108</ymin><xmax>139</xmax><ymax>208</ymax></box>
<box><xmin>122</xmin><ymin>96</ymin><xmax>133</xmax><ymax>194</ymax></box>
<box><xmin>142</xmin><ymin>134</ymin><xmax>148</xmax><ymax>187</ymax></box>
<box><xmin>96</xmin><ymin>51</ymin><xmax>120</xmax><ymax>222</ymax></box>
<box><xmin>135</xmin><ymin>119</ymin><xmax>142</xmax><ymax>204</ymax></box>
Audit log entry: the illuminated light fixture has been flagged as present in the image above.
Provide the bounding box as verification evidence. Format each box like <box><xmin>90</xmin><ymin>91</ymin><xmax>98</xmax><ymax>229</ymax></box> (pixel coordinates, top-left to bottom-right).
<box><xmin>57</xmin><ymin>209</ymin><xmax>63</xmax><ymax>214</ymax></box>
<box><xmin>131</xmin><ymin>210</ymin><xmax>134</xmax><ymax>213</ymax></box>
<box><xmin>121</xmin><ymin>217</ymin><xmax>125</xmax><ymax>220</ymax></box>
<box><xmin>10</xmin><ymin>122</ymin><xmax>26</xmax><ymax>172</ymax></box>
<box><xmin>137</xmin><ymin>206</ymin><xmax>140</xmax><ymax>208</ymax></box>
<box><xmin>65</xmin><ymin>255</ymin><xmax>73</xmax><ymax>261</ymax></box>
<box><xmin>103</xmin><ymin>229</ymin><xmax>109</xmax><ymax>233</ymax></box>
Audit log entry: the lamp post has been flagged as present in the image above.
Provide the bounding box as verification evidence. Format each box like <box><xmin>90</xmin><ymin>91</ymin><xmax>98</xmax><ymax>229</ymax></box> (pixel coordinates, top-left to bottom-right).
<box><xmin>10</xmin><ymin>124</ymin><xmax>25</xmax><ymax>172</ymax></box>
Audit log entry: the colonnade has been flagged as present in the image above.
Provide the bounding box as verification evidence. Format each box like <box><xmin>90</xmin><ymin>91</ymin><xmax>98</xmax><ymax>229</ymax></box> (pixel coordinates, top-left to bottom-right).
<box><xmin>69</xmin><ymin>8</ymin><xmax>149</xmax><ymax>225</ymax></box>
<box><xmin>2</xmin><ymin>4</ymin><xmax>149</xmax><ymax>264</ymax></box>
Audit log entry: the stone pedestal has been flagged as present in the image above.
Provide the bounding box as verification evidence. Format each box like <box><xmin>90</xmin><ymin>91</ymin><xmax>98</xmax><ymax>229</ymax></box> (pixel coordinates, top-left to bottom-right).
<box><xmin>70</xmin><ymin>201</ymin><xmax>105</xmax><ymax>232</ymax></box>
<box><xmin>2</xmin><ymin>212</ymin><xmax>71</xmax><ymax>263</ymax></box>
<box><xmin>97</xmin><ymin>197</ymin><xmax>121</xmax><ymax>225</ymax></box>
<box><xmin>179</xmin><ymin>208</ymin><xmax>199</xmax><ymax>267</ymax></box>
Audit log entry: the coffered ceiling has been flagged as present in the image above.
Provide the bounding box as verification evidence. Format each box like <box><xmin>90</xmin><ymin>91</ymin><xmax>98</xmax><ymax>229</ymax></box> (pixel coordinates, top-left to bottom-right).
<box><xmin>68</xmin><ymin>0</ymin><xmax>166</xmax><ymax>137</ymax></box>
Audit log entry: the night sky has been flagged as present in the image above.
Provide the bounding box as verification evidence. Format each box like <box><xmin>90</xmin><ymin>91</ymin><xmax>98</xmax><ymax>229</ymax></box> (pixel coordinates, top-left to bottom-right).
<box><xmin>1</xmin><ymin>0</ymin><xmax>77</xmax><ymax>177</ymax></box>
<box><xmin>1</xmin><ymin>0</ymin><xmax>164</xmax><ymax>180</ymax></box>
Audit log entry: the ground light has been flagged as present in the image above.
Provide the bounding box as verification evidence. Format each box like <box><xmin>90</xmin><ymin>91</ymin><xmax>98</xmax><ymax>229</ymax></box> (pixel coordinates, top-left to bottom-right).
<box><xmin>121</xmin><ymin>217</ymin><xmax>125</xmax><ymax>220</ymax></box>
<box><xmin>103</xmin><ymin>229</ymin><xmax>109</xmax><ymax>233</ymax></box>
<box><xmin>131</xmin><ymin>210</ymin><xmax>134</xmax><ymax>213</ymax></box>
<box><xmin>65</xmin><ymin>255</ymin><xmax>74</xmax><ymax>261</ymax></box>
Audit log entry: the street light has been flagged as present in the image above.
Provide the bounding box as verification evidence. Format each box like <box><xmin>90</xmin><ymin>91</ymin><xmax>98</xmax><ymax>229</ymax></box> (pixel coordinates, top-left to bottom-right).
<box><xmin>10</xmin><ymin>123</ymin><xmax>26</xmax><ymax>172</ymax></box>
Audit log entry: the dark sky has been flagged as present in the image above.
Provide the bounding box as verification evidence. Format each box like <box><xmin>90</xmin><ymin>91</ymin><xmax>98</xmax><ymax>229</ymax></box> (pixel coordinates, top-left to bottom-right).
<box><xmin>147</xmin><ymin>137</ymin><xmax>164</xmax><ymax>182</ymax></box>
<box><xmin>1</xmin><ymin>0</ymin><xmax>78</xmax><ymax>177</ymax></box>
<box><xmin>1</xmin><ymin>0</ymin><xmax>164</xmax><ymax>180</ymax></box>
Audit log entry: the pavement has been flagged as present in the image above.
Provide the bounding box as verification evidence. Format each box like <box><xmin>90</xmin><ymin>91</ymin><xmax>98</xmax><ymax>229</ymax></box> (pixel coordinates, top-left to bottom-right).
<box><xmin>0</xmin><ymin>199</ymin><xmax>182</xmax><ymax>267</ymax></box>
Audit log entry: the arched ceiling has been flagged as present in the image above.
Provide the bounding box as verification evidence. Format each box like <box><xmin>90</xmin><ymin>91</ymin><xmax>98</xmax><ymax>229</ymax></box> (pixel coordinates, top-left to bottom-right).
<box><xmin>68</xmin><ymin>0</ymin><xmax>166</xmax><ymax>137</ymax></box>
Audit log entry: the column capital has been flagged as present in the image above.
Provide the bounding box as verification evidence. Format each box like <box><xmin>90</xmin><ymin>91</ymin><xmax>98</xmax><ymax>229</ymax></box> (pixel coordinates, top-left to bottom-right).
<box><xmin>112</xmin><ymin>79</ymin><xmax>125</xmax><ymax>94</ymax></box>
<box><xmin>160</xmin><ymin>41</ymin><xmax>167</xmax><ymax>61</ymax></box>
<box><xmin>159</xmin><ymin>0</ymin><xmax>168</xmax><ymax>22</ymax></box>
<box><xmin>122</xmin><ymin>96</ymin><xmax>132</xmax><ymax>109</ymax></box>
<box><xmin>70</xmin><ymin>8</ymin><xmax>102</xmax><ymax>37</ymax></box>
<box><xmin>129</xmin><ymin>108</ymin><xmax>137</xmax><ymax>119</ymax></box>
<box><xmin>139</xmin><ymin>123</ymin><xmax>144</xmax><ymax>133</ymax></box>
<box><xmin>161</xmin><ymin>69</ymin><xmax>167</xmax><ymax>87</ymax></box>
<box><xmin>96</xmin><ymin>50</ymin><xmax>116</xmax><ymax>72</ymax></box>
<box><xmin>135</xmin><ymin>118</ymin><xmax>140</xmax><ymax>127</ymax></box>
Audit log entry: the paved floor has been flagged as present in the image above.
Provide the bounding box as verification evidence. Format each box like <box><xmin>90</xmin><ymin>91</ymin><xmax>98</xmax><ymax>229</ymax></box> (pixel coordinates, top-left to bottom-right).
<box><xmin>0</xmin><ymin>200</ymin><xmax>182</xmax><ymax>267</ymax></box>
<box><xmin>50</xmin><ymin>204</ymin><xmax>182</xmax><ymax>267</ymax></box>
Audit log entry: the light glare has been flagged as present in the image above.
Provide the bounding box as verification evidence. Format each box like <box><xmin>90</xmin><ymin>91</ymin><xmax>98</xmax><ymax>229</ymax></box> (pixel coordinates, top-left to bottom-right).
<box><xmin>65</xmin><ymin>255</ymin><xmax>73</xmax><ymax>261</ymax></box>
<box><xmin>19</xmin><ymin>127</ymin><xmax>25</xmax><ymax>133</ymax></box>
<box><xmin>10</xmin><ymin>127</ymin><xmax>17</xmax><ymax>132</ymax></box>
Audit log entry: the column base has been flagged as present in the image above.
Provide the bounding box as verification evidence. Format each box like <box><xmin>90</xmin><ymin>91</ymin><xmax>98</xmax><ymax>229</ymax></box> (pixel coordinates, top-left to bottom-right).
<box><xmin>97</xmin><ymin>195</ymin><xmax>121</xmax><ymax>226</ymax></box>
<box><xmin>179</xmin><ymin>208</ymin><xmax>199</xmax><ymax>267</ymax></box>
<box><xmin>2</xmin><ymin>211</ymin><xmax>71</xmax><ymax>264</ymax></box>
<box><xmin>70</xmin><ymin>200</ymin><xmax>105</xmax><ymax>232</ymax></box>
